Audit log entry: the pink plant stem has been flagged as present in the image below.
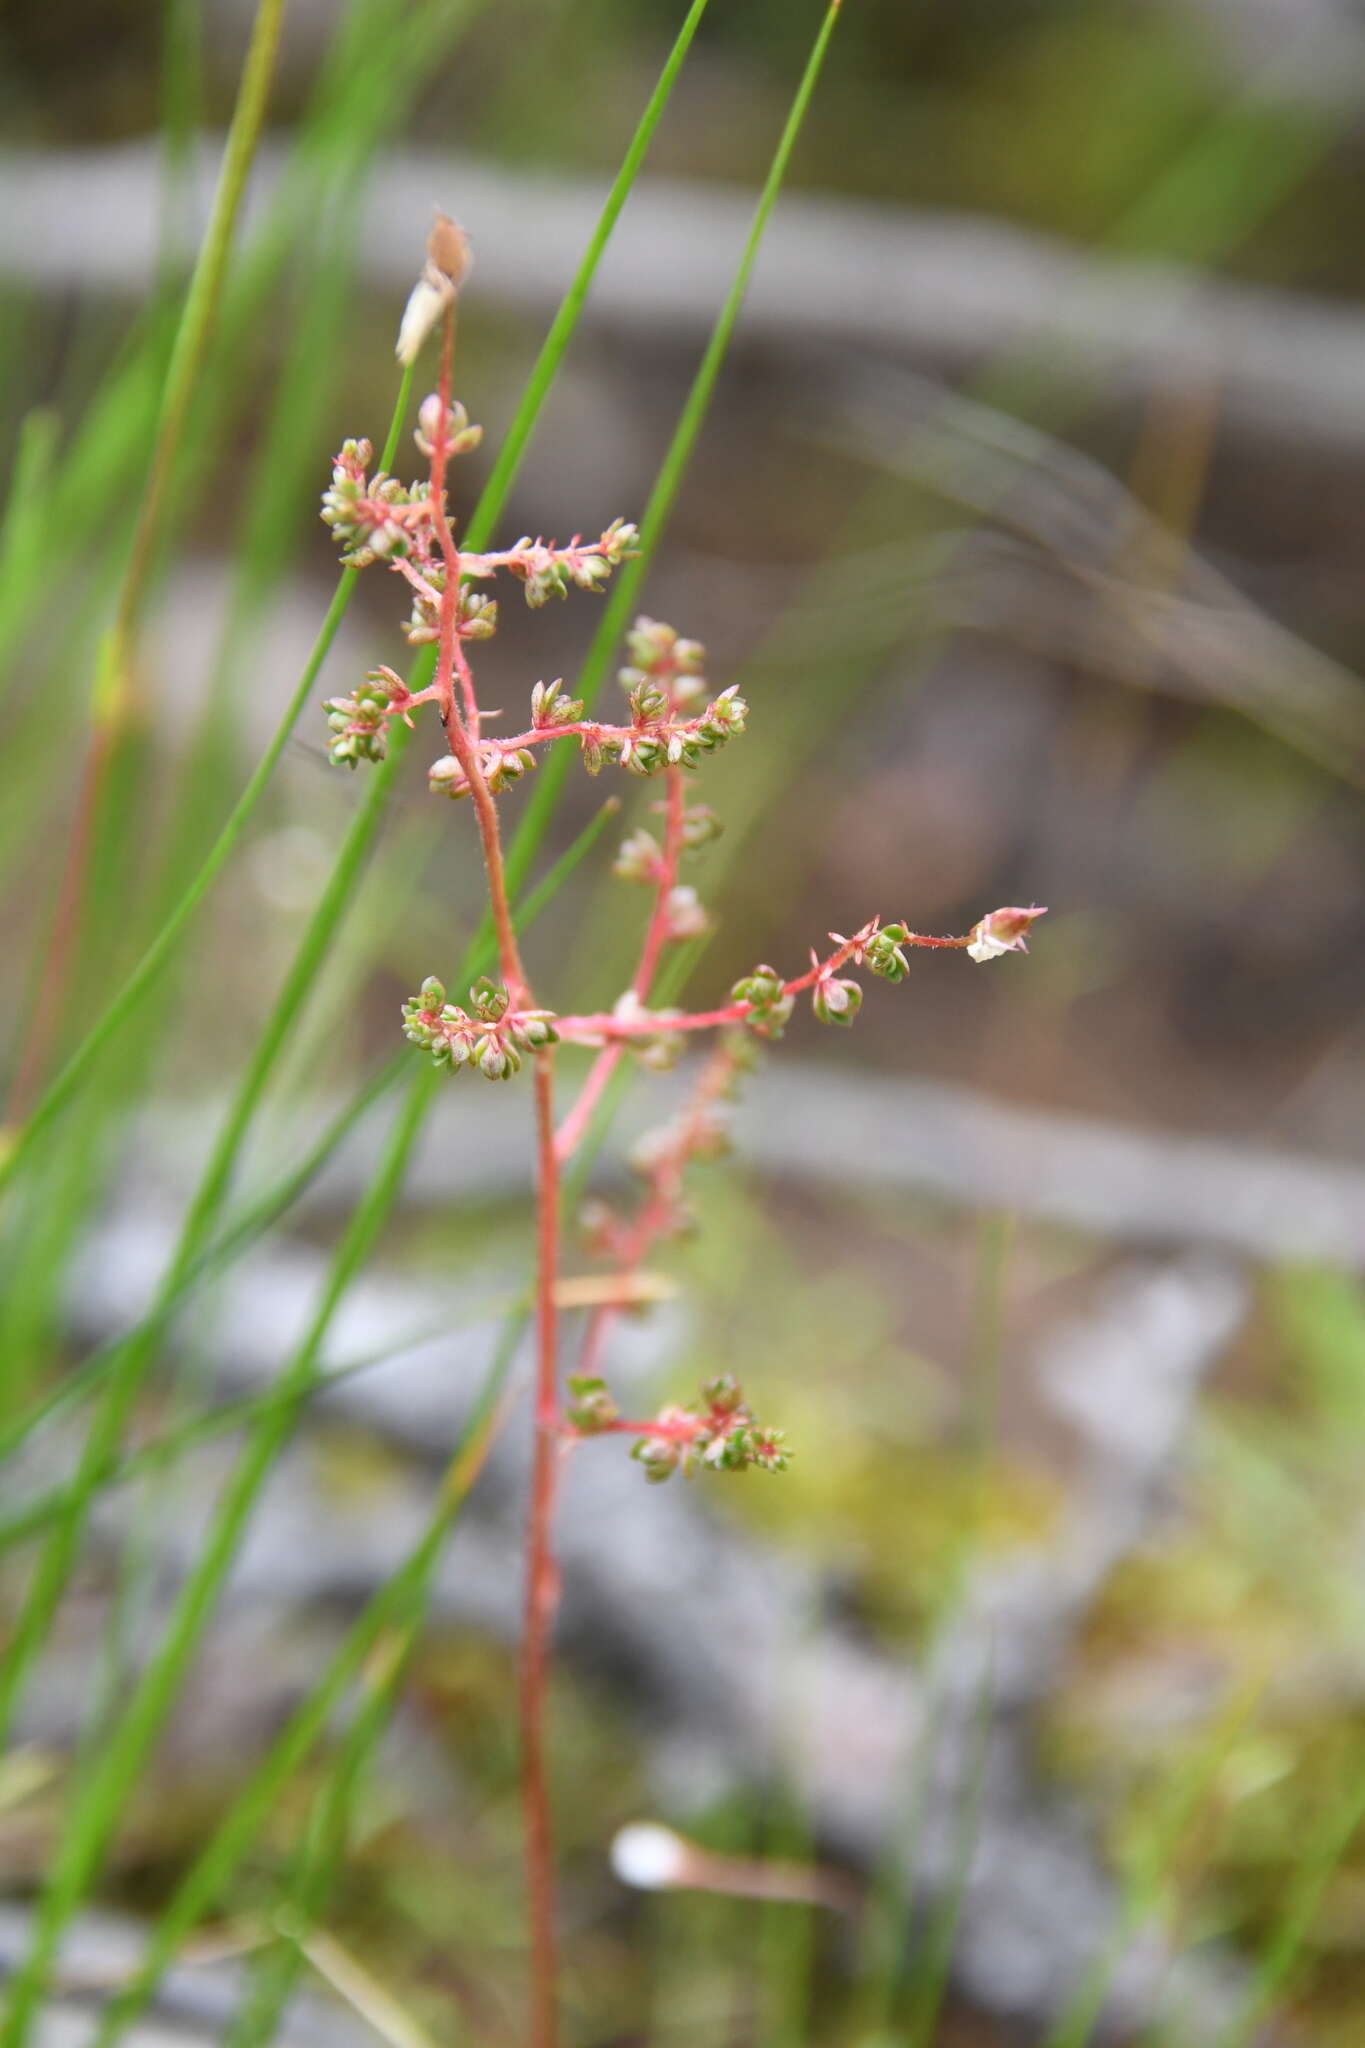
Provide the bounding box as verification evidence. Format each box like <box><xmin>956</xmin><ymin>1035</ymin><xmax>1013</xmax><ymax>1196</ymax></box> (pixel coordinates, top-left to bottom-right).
<box><xmin>429</xmin><ymin>310</ymin><xmax>525</xmax><ymax>1002</ymax></box>
<box><xmin>428</xmin><ymin>301</ymin><xmax>558</xmax><ymax>2041</ymax></box>
<box><xmin>631</xmin><ymin>768</ymin><xmax>686</xmax><ymax>1001</ymax></box>
<box><xmin>552</xmin><ymin>1045</ymin><xmax>623</xmax><ymax>1167</ymax></box>
<box><xmin>574</xmin><ymin>1188</ymin><xmax>673</xmax><ymax>1387</ymax></box>
<box><xmin>522</xmin><ymin>1052</ymin><xmax>562</xmax><ymax>2048</ymax></box>
<box><xmin>427</xmin><ymin>315</ymin><xmax>482</xmax><ymax>745</ymax></box>
<box><xmin>574</xmin><ymin>1041</ymin><xmax>738</xmax><ymax>1386</ymax></box>
<box><xmin>554</xmin><ymin>768</ymin><xmax>686</xmax><ymax>1163</ymax></box>
<box><xmin>553</xmin><ymin>924</ymin><xmax>975</xmax><ymax>1045</ymax></box>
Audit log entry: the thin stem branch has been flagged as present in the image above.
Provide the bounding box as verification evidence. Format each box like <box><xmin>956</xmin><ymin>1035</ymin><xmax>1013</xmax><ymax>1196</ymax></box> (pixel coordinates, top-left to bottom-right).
<box><xmin>631</xmin><ymin>768</ymin><xmax>686</xmax><ymax>1001</ymax></box>
<box><xmin>428</xmin><ymin>298</ymin><xmax>559</xmax><ymax>2041</ymax></box>
<box><xmin>554</xmin><ymin>768</ymin><xmax>686</xmax><ymax>1162</ymax></box>
<box><xmin>428</xmin><ymin>306</ymin><xmax>527</xmax><ymax>1002</ymax></box>
<box><xmin>3</xmin><ymin>0</ymin><xmax>287</xmax><ymax>1128</ymax></box>
<box><xmin>575</xmin><ymin>1040</ymin><xmax>739</xmax><ymax>1387</ymax></box>
<box><xmin>522</xmin><ymin>1052</ymin><xmax>562</xmax><ymax>2048</ymax></box>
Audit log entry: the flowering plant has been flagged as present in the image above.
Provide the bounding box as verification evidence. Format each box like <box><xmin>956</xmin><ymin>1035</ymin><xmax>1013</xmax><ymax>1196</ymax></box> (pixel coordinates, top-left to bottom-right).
<box><xmin>321</xmin><ymin>218</ymin><xmax>1045</xmax><ymax>2045</ymax></box>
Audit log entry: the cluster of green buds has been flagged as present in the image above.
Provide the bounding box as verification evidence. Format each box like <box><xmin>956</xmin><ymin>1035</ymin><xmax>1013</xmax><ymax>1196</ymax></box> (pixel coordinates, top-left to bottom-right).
<box><xmin>630</xmin><ymin>1375</ymin><xmax>791</xmax><ymax>1485</ymax></box>
<box><xmin>322</xmin><ymin>673</ymin><xmax>396</xmax><ymax>767</ymax></box>
<box><xmin>565</xmin><ymin>1375</ymin><xmax>620</xmax><ymax>1435</ymax></box>
<box><xmin>662</xmin><ymin>885</ymin><xmax>708</xmax><ymax>941</ymax></box>
<box><xmin>731</xmin><ymin>964</ymin><xmax>795</xmax><ymax>1039</ymax></box>
<box><xmin>429</xmin><ymin>743</ymin><xmax>536</xmax><ymax>799</ymax></box>
<box><xmin>864</xmin><ymin>922</ymin><xmax>911</xmax><ymax>982</ymax></box>
<box><xmin>613</xmin><ymin>810</ymin><xmax>720</xmax><ymax>886</ymax></box>
<box><xmin>613</xmin><ymin>827</ymin><xmax>664</xmax><ymax>885</ymax></box>
<box><xmin>320</xmin><ymin>439</ymin><xmax>428</xmax><ymax>564</ymax></box>
<box><xmin>529</xmin><ymin>678</ymin><xmax>585</xmax><ymax>729</ymax></box>
<box><xmin>620</xmin><ymin>616</ymin><xmax>707</xmax><ymax>709</ymax></box>
<box><xmin>401</xmin><ymin>976</ymin><xmax>558</xmax><ymax>1080</ymax></box>
<box><xmin>405</xmin><ymin>580</ymin><xmax>498</xmax><ymax>649</ymax></box>
<box><xmin>413</xmin><ymin>392</ymin><xmax>483</xmax><ymax>461</ymax></box>
<box><xmin>505</xmin><ymin>519</ymin><xmax>639</xmax><ymax>607</ymax></box>
<box><xmin>628</xmin><ymin>1099</ymin><xmax>732</xmax><ymax>1180</ymax></box>
<box><xmin>681</xmin><ymin>804</ymin><xmax>723</xmax><ymax>852</ymax></box>
<box><xmin>584</xmin><ymin>685</ymin><xmax>747</xmax><ymax>780</ymax></box>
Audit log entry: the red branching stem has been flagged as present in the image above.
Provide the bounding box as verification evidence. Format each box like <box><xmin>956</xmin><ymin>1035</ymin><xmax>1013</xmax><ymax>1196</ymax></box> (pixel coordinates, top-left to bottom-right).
<box><xmin>631</xmin><ymin>768</ymin><xmax>686</xmax><ymax>1001</ymax></box>
<box><xmin>590</xmin><ymin>1414</ymin><xmax>705</xmax><ymax>1441</ymax></box>
<box><xmin>552</xmin><ymin>1044</ymin><xmax>621</xmax><ymax>1168</ymax></box>
<box><xmin>462</xmin><ymin>537</ymin><xmax>622</xmax><ymax>577</ymax></box>
<box><xmin>429</xmin><ymin>308</ymin><xmax>527</xmax><ymax>1004</ymax></box>
<box><xmin>522</xmin><ymin>1051</ymin><xmax>562</xmax><ymax>2048</ymax></box>
<box><xmin>554</xmin><ymin>769</ymin><xmax>687</xmax><ymax>1164</ymax></box>
<box><xmin>552</xmin><ymin>922</ymin><xmax>975</xmax><ymax>1045</ymax></box>
<box><xmin>391</xmin><ymin>556</ymin><xmax>445</xmax><ymax>608</ymax></box>
<box><xmin>426</xmin><ymin>301</ymin><xmax>558</xmax><ymax>2043</ymax></box>
<box><xmin>427</xmin><ymin>313</ymin><xmax>481</xmax><ymax>741</ymax></box>
<box><xmin>574</xmin><ymin>1186</ymin><xmax>674</xmax><ymax>1388</ymax></box>
<box><xmin>575</xmin><ymin>1041</ymin><xmax>740</xmax><ymax>1386</ymax></box>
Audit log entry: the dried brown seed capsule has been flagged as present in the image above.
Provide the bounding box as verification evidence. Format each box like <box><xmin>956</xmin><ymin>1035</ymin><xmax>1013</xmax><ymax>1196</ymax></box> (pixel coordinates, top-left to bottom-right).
<box><xmin>427</xmin><ymin>213</ymin><xmax>472</xmax><ymax>288</ymax></box>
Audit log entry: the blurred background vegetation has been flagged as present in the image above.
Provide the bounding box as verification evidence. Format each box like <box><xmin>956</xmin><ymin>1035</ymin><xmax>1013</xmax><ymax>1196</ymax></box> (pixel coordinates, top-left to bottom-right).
<box><xmin>4</xmin><ymin>1</ymin><xmax>1365</xmax><ymax>2043</ymax></box>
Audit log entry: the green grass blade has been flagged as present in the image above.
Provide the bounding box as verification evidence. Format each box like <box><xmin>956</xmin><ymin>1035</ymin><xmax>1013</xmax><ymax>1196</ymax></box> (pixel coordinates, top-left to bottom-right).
<box><xmin>0</xmin><ymin>713</ymin><xmax>419</xmax><ymax>1748</ymax></box>
<box><xmin>0</xmin><ymin>0</ymin><xmax>710</xmax><ymax>1194</ymax></box>
<box><xmin>0</xmin><ymin>788</ymin><xmax>618</xmax><ymax>1475</ymax></box>
<box><xmin>89</xmin><ymin>1316</ymin><xmax>523</xmax><ymax>2048</ymax></box>
<box><xmin>903</xmin><ymin>1662</ymin><xmax>995</xmax><ymax>2048</ymax></box>
<box><xmin>0</xmin><ymin>368</ymin><xmax>414</xmax><ymax>1201</ymax></box>
<box><xmin>500</xmin><ymin>0</ymin><xmax>845</xmax><ymax>906</ymax></box>
<box><xmin>462</xmin><ymin>0</ymin><xmax>714</xmax><ymax>555</ymax></box>
<box><xmin>224</xmin><ymin>1596</ymin><xmax>426</xmax><ymax>2047</ymax></box>
<box><xmin>0</xmin><ymin>1070</ymin><xmax>434</xmax><ymax>2046</ymax></box>
<box><xmin>1208</xmin><ymin>1763</ymin><xmax>1365</xmax><ymax>2048</ymax></box>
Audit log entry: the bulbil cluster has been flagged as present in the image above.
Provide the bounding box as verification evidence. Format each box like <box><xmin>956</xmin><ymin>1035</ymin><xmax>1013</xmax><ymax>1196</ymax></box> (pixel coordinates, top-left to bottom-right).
<box><xmin>402</xmin><ymin>975</ymin><xmax>558</xmax><ymax>1081</ymax></box>
<box><xmin>566</xmin><ymin>1372</ymin><xmax>792</xmax><ymax>1484</ymax></box>
<box><xmin>322</xmin><ymin>314</ymin><xmax>1045</xmax><ymax>1499</ymax></box>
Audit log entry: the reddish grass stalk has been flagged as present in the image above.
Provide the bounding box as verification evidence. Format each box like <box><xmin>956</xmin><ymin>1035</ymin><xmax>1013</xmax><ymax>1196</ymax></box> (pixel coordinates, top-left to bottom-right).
<box><xmin>574</xmin><ymin>1040</ymin><xmax>738</xmax><ymax>1387</ymax></box>
<box><xmin>428</xmin><ymin>301</ymin><xmax>560</xmax><ymax>2043</ymax></box>
<box><xmin>428</xmin><ymin>309</ymin><xmax>526</xmax><ymax>1003</ymax></box>
<box><xmin>522</xmin><ymin>1052</ymin><xmax>562</xmax><ymax>2048</ymax></box>
<box><xmin>554</xmin><ymin>765</ymin><xmax>685</xmax><ymax>1162</ymax></box>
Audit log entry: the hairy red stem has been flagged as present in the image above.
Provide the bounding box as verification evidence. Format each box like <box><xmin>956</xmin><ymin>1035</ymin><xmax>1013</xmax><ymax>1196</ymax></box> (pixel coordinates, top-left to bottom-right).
<box><xmin>554</xmin><ymin>767</ymin><xmax>686</xmax><ymax>1162</ymax></box>
<box><xmin>428</xmin><ymin>302</ymin><xmax>556</xmax><ymax>2037</ymax></box>
<box><xmin>429</xmin><ymin>307</ymin><xmax>526</xmax><ymax>1003</ymax></box>
<box><xmin>522</xmin><ymin>1052</ymin><xmax>562</xmax><ymax>2048</ymax></box>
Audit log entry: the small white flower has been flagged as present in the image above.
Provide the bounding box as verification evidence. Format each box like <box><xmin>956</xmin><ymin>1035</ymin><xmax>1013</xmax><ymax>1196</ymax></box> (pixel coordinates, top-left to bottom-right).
<box><xmin>395</xmin><ymin>269</ymin><xmax>451</xmax><ymax>366</ymax></box>
<box><xmin>610</xmin><ymin>1823</ymin><xmax>688</xmax><ymax>1892</ymax></box>
<box><xmin>967</xmin><ymin>904</ymin><xmax>1046</xmax><ymax>963</ymax></box>
<box><xmin>664</xmin><ymin>885</ymin><xmax>708</xmax><ymax>940</ymax></box>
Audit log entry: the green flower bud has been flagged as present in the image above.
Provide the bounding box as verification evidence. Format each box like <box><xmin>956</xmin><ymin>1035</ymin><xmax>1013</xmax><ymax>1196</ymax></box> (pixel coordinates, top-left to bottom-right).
<box><xmin>613</xmin><ymin>829</ymin><xmax>660</xmax><ymax>884</ymax></box>
<box><xmin>469</xmin><ymin>978</ymin><xmax>509</xmax><ymax>1022</ymax></box>
<box><xmin>478</xmin><ymin>1036</ymin><xmax>521</xmax><ymax>1081</ymax></box>
<box><xmin>702</xmin><ymin>1374</ymin><xmax>743</xmax><ymax>1416</ymax></box>
<box><xmin>458</xmin><ymin>591</ymin><xmax>498</xmax><ymax>640</ymax></box>
<box><xmin>866</xmin><ymin>925</ymin><xmax>909</xmax><ymax>982</ymax></box>
<box><xmin>631</xmin><ymin>1437</ymin><xmax>681</xmax><ymax>1484</ymax></box>
<box><xmin>567</xmin><ymin>1376</ymin><xmax>619</xmax><ymax>1434</ymax></box>
<box><xmin>509</xmin><ymin>1010</ymin><xmax>560</xmax><ymax>1050</ymax></box>
<box><xmin>812</xmin><ymin>976</ymin><xmax>862</xmax><ymax>1025</ymax></box>
<box><xmin>429</xmin><ymin>756</ymin><xmax>469</xmax><ymax>799</ymax></box>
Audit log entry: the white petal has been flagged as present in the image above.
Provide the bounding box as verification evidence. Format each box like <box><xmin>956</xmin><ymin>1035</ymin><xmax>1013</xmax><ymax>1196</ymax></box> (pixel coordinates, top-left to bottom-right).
<box><xmin>611</xmin><ymin>1823</ymin><xmax>687</xmax><ymax>1890</ymax></box>
<box><xmin>395</xmin><ymin>275</ymin><xmax>448</xmax><ymax>365</ymax></box>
